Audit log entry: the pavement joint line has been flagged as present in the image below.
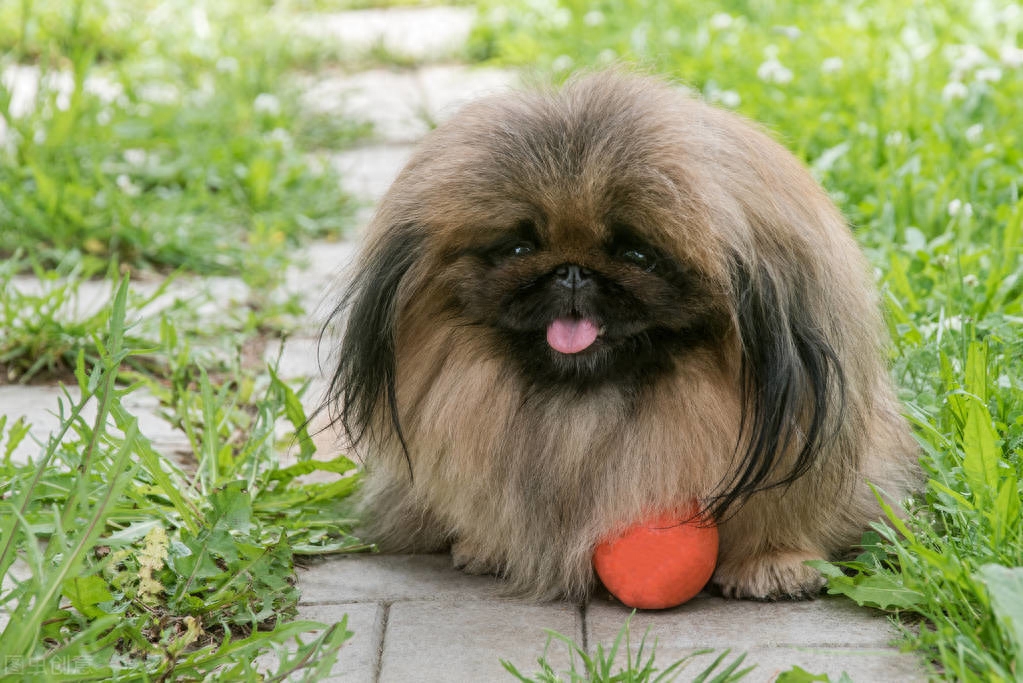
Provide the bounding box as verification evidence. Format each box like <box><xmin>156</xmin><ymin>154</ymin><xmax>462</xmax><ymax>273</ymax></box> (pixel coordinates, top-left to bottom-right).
<box><xmin>580</xmin><ymin>601</ymin><xmax>589</xmax><ymax>656</ymax></box>
<box><xmin>373</xmin><ymin>601</ymin><xmax>391</xmax><ymax>683</ymax></box>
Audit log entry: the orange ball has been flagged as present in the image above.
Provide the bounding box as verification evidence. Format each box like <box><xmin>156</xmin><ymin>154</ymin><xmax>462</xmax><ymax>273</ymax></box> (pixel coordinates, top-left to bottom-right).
<box><xmin>593</xmin><ymin>506</ymin><xmax>718</xmax><ymax>610</ymax></box>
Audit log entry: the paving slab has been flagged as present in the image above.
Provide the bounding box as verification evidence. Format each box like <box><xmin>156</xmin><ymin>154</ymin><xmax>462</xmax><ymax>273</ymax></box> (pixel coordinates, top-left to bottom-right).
<box><xmin>7</xmin><ymin>272</ymin><xmax>250</xmax><ymax>327</ymax></box>
<box><xmin>302</xmin><ymin>68</ymin><xmax>430</xmax><ymax>143</ymax></box>
<box><xmin>264</xmin><ymin>337</ymin><xmax>328</xmax><ymax>382</ymax></box>
<box><xmin>380</xmin><ymin>600</ymin><xmax>581</xmax><ymax>682</ymax></box>
<box><xmin>416</xmin><ymin>64</ymin><xmax>518</xmax><ymax>122</ymax></box>
<box><xmin>588</xmin><ymin>598</ymin><xmax>924</xmax><ymax>681</ymax></box>
<box><xmin>301</xmin><ymin>65</ymin><xmax>517</xmax><ymax>144</ymax></box>
<box><xmin>330</xmin><ymin>144</ymin><xmax>415</xmax><ymax>202</ymax></box>
<box><xmin>589</xmin><ymin>595</ymin><xmax>900</xmax><ymax>649</ymax></box>
<box><xmin>0</xmin><ymin>384</ymin><xmax>190</xmax><ymax>465</ymax></box>
<box><xmin>255</xmin><ymin>603</ymin><xmax>384</xmax><ymax>682</ymax></box>
<box><xmin>735</xmin><ymin>646</ymin><xmax>925</xmax><ymax>682</ymax></box>
<box><xmin>296</xmin><ymin>7</ymin><xmax>476</xmax><ymax>62</ymax></box>
<box><xmin>297</xmin><ymin>554</ymin><xmax>508</xmax><ymax>604</ymax></box>
<box><xmin>282</xmin><ymin>239</ymin><xmax>360</xmax><ymax>328</ymax></box>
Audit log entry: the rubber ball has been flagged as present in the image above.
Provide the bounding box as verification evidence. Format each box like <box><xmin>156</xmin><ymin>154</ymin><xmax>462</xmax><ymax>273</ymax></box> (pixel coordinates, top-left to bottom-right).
<box><xmin>592</xmin><ymin>506</ymin><xmax>718</xmax><ymax>610</ymax></box>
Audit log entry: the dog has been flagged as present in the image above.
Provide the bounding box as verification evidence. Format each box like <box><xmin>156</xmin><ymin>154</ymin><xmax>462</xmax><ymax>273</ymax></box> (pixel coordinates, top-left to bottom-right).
<box><xmin>323</xmin><ymin>71</ymin><xmax>919</xmax><ymax>601</ymax></box>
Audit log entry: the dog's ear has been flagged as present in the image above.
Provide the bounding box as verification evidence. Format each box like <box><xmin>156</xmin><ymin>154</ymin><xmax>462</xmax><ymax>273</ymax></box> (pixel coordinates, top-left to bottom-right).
<box><xmin>323</xmin><ymin>223</ymin><xmax>423</xmax><ymax>463</ymax></box>
<box><xmin>710</xmin><ymin>257</ymin><xmax>846</xmax><ymax>519</ymax></box>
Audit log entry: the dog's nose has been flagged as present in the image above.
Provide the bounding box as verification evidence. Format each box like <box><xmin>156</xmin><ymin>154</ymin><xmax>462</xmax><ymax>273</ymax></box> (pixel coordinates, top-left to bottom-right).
<box><xmin>554</xmin><ymin>264</ymin><xmax>592</xmax><ymax>289</ymax></box>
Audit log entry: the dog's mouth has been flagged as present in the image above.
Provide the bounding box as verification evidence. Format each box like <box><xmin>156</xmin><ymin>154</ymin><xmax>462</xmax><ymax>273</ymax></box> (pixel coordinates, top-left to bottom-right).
<box><xmin>546</xmin><ymin>317</ymin><xmax>605</xmax><ymax>354</ymax></box>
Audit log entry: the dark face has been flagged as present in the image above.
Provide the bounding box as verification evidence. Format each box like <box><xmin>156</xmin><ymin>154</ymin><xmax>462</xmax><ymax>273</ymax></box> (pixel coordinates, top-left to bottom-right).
<box><xmin>449</xmin><ymin>217</ymin><xmax>727</xmax><ymax>390</ymax></box>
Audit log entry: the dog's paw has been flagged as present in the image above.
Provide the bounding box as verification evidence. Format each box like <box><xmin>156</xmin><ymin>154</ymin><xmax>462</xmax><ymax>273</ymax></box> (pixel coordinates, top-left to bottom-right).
<box><xmin>713</xmin><ymin>550</ymin><xmax>826</xmax><ymax>601</ymax></box>
<box><xmin>451</xmin><ymin>539</ymin><xmax>500</xmax><ymax>576</ymax></box>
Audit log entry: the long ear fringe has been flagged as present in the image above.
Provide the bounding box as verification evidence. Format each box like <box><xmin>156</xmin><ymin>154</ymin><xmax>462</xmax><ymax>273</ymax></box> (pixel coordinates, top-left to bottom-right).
<box><xmin>706</xmin><ymin>257</ymin><xmax>847</xmax><ymax>521</ymax></box>
<box><xmin>320</xmin><ymin>224</ymin><xmax>423</xmax><ymax>477</ymax></box>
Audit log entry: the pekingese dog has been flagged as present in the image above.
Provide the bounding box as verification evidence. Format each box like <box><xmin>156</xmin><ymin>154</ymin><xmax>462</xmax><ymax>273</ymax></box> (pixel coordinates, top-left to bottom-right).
<box><xmin>324</xmin><ymin>71</ymin><xmax>919</xmax><ymax>601</ymax></box>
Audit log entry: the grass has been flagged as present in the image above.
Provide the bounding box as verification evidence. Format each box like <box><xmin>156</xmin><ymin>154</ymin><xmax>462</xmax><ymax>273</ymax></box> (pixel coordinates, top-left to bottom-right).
<box><xmin>0</xmin><ymin>0</ymin><xmax>372</xmax><ymax>678</ymax></box>
<box><xmin>4</xmin><ymin>0</ymin><xmax>1022</xmax><ymax>679</ymax></box>
<box><xmin>0</xmin><ymin>279</ymin><xmax>367</xmax><ymax>679</ymax></box>
<box><xmin>503</xmin><ymin>614</ymin><xmax>755</xmax><ymax>682</ymax></box>
<box><xmin>0</xmin><ymin>0</ymin><xmax>364</xmax><ymax>284</ymax></box>
<box><xmin>472</xmin><ymin>0</ymin><xmax>1023</xmax><ymax>680</ymax></box>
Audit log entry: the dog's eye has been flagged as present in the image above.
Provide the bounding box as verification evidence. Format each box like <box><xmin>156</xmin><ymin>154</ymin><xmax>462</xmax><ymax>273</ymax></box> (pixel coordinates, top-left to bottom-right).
<box><xmin>511</xmin><ymin>242</ymin><xmax>535</xmax><ymax>256</ymax></box>
<box><xmin>618</xmin><ymin>248</ymin><xmax>654</xmax><ymax>270</ymax></box>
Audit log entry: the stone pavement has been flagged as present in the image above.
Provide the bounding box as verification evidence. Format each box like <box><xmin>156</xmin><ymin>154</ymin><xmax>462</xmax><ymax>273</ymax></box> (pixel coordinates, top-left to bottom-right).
<box><xmin>0</xmin><ymin>5</ymin><xmax>927</xmax><ymax>681</ymax></box>
<box><xmin>274</xmin><ymin>555</ymin><xmax>924</xmax><ymax>682</ymax></box>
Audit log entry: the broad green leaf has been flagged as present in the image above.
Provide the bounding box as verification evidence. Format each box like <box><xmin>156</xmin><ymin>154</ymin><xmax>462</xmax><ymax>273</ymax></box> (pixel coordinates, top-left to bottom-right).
<box><xmin>961</xmin><ymin>396</ymin><xmax>1001</xmax><ymax>497</ymax></box>
<box><xmin>823</xmin><ymin>572</ymin><xmax>924</xmax><ymax>610</ymax></box>
<box><xmin>269</xmin><ymin>455</ymin><xmax>358</xmax><ymax>485</ymax></box>
<box><xmin>977</xmin><ymin>565</ymin><xmax>1023</xmax><ymax>653</ymax></box>
<box><xmin>269</xmin><ymin>366</ymin><xmax>316</xmax><ymax>460</ymax></box>
<box><xmin>776</xmin><ymin>666</ymin><xmax>829</xmax><ymax>682</ymax></box>
<box><xmin>964</xmin><ymin>342</ymin><xmax>988</xmax><ymax>404</ymax></box>
<box><xmin>62</xmin><ymin>575</ymin><xmax>114</xmax><ymax>619</ymax></box>
<box><xmin>990</xmin><ymin>476</ymin><xmax>1021</xmax><ymax>547</ymax></box>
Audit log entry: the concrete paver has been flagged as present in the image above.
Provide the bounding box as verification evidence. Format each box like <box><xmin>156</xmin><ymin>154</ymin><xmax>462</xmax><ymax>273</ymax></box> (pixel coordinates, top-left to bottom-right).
<box><xmin>330</xmin><ymin>144</ymin><xmax>415</xmax><ymax>202</ymax></box>
<box><xmin>415</xmin><ymin>64</ymin><xmax>518</xmax><ymax>121</ymax></box>
<box><xmin>255</xmin><ymin>603</ymin><xmax>384</xmax><ymax>682</ymax></box>
<box><xmin>379</xmin><ymin>600</ymin><xmax>581</xmax><ymax>682</ymax></box>
<box><xmin>296</xmin><ymin>7</ymin><xmax>476</xmax><ymax>61</ymax></box>
<box><xmin>297</xmin><ymin>554</ymin><xmax>504</xmax><ymax>605</ymax></box>
<box><xmin>588</xmin><ymin>596</ymin><xmax>900</xmax><ymax>649</ymax></box>
<box><xmin>302</xmin><ymin>68</ymin><xmax>430</xmax><ymax>143</ymax></box>
<box><xmin>588</xmin><ymin>597</ymin><xmax>922</xmax><ymax>680</ymax></box>
<box><xmin>301</xmin><ymin>65</ymin><xmax>517</xmax><ymax>144</ymax></box>
<box><xmin>0</xmin><ymin>384</ymin><xmax>190</xmax><ymax>465</ymax></box>
<box><xmin>282</xmin><ymin>240</ymin><xmax>360</xmax><ymax>328</ymax></box>
<box><xmin>734</xmin><ymin>647</ymin><xmax>925</xmax><ymax>682</ymax></box>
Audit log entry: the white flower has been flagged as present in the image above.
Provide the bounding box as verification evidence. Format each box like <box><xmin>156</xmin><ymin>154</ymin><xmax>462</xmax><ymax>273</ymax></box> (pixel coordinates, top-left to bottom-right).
<box><xmin>885</xmin><ymin>131</ymin><xmax>904</xmax><ymax>146</ymax></box>
<box><xmin>953</xmin><ymin>44</ymin><xmax>988</xmax><ymax>74</ymax></box>
<box><xmin>116</xmin><ymin>174</ymin><xmax>141</xmax><ymax>197</ymax></box>
<box><xmin>253</xmin><ymin>93</ymin><xmax>281</xmax><ymax>116</ymax></box>
<box><xmin>597</xmin><ymin>48</ymin><xmax>618</xmax><ymax>64</ymax></box>
<box><xmin>551</xmin><ymin>8</ymin><xmax>571</xmax><ymax>28</ymax></box>
<box><xmin>123</xmin><ymin>149</ymin><xmax>147</xmax><ymax>166</ymax></box>
<box><xmin>947</xmin><ymin>199</ymin><xmax>973</xmax><ymax>217</ymax></box>
<box><xmin>975</xmin><ymin>66</ymin><xmax>1003</xmax><ymax>82</ymax></box>
<box><xmin>216</xmin><ymin>57</ymin><xmax>239</xmax><ymax>73</ymax></box>
<box><xmin>821</xmin><ymin>57</ymin><xmax>844</xmax><ymax>74</ymax></box>
<box><xmin>963</xmin><ymin>274</ymin><xmax>980</xmax><ymax>287</ymax></box>
<box><xmin>942</xmin><ymin>81</ymin><xmax>968</xmax><ymax>101</ymax></box>
<box><xmin>663</xmin><ymin>27</ymin><xmax>682</xmax><ymax>45</ymax></box>
<box><xmin>552</xmin><ymin>55</ymin><xmax>574</xmax><ymax>72</ymax></box>
<box><xmin>718</xmin><ymin>90</ymin><xmax>741</xmax><ymax>107</ymax></box>
<box><xmin>583</xmin><ymin>10</ymin><xmax>604</xmax><ymax>26</ymax></box>
<box><xmin>140</xmin><ymin>83</ymin><xmax>179</xmax><ymax>105</ymax></box>
<box><xmin>757</xmin><ymin>58</ymin><xmax>793</xmax><ymax>84</ymax></box>
<box><xmin>775</xmin><ymin>25</ymin><xmax>801</xmax><ymax>40</ymax></box>
<box><xmin>1000</xmin><ymin>44</ymin><xmax>1023</xmax><ymax>68</ymax></box>
<box><xmin>268</xmin><ymin>128</ymin><xmax>292</xmax><ymax>147</ymax></box>
<box><xmin>97</xmin><ymin>108</ymin><xmax>112</xmax><ymax>126</ymax></box>
<box><xmin>630</xmin><ymin>24</ymin><xmax>649</xmax><ymax>53</ymax></box>
<box><xmin>488</xmin><ymin>6</ymin><xmax>509</xmax><ymax>23</ymax></box>
<box><xmin>965</xmin><ymin>123</ymin><xmax>984</xmax><ymax>143</ymax></box>
<box><xmin>191</xmin><ymin>7</ymin><xmax>211</xmax><ymax>40</ymax></box>
<box><xmin>709</xmin><ymin>12</ymin><xmax>733</xmax><ymax>30</ymax></box>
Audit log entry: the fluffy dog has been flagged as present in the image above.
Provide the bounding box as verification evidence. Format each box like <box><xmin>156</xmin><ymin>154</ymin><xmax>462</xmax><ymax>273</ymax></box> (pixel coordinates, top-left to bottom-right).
<box><xmin>324</xmin><ymin>71</ymin><xmax>919</xmax><ymax>601</ymax></box>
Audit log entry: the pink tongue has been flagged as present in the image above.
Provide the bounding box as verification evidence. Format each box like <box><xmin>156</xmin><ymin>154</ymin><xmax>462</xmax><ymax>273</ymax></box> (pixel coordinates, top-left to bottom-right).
<box><xmin>546</xmin><ymin>318</ymin><xmax>600</xmax><ymax>354</ymax></box>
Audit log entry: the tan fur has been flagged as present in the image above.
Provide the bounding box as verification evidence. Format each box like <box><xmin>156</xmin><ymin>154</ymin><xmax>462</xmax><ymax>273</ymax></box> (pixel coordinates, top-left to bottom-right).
<box><xmin>340</xmin><ymin>71</ymin><xmax>919</xmax><ymax>601</ymax></box>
